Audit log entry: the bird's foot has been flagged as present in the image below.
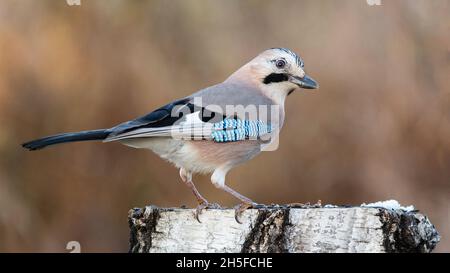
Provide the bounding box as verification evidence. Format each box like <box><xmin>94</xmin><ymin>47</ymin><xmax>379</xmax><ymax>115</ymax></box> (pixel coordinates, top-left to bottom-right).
<box><xmin>234</xmin><ymin>202</ymin><xmax>258</xmax><ymax>224</ymax></box>
<box><xmin>194</xmin><ymin>202</ymin><xmax>221</xmax><ymax>223</ymax></box>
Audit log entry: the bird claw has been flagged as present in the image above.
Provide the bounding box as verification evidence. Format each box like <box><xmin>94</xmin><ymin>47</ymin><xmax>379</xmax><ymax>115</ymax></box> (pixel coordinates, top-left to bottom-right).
<box><xmin>234</xmin><ymin>202</ymin><xmax>258</xmax><ymax>224</ymax></box>
<box><xmin>194</xmin><ymin>202</ymin><xmax>221</xmax><ymax>223</ymax></box>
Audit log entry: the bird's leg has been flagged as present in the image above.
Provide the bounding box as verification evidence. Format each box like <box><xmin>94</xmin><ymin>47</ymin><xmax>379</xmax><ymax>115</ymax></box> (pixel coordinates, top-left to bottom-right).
<box><xmin>211</xmin><ymin>168</ymin><xmax>258</xmax><ymax>224</ymax></box>
<box><xmin>179</xmin><ymin>168</ymin><xmax>220</xmax><ymax>222</ymax></box>
<box><xmin>179</xmin><ymin>168</ymin><xmax>208</xmax><ymax>205</ymax></box>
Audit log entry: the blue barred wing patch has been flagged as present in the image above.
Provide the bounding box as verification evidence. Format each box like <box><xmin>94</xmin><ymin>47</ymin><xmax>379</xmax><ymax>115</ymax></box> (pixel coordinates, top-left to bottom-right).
<box><xmin>211</xmin><ymin>119</ymin><xmax>272</xmax><ymax>143</ymax></box>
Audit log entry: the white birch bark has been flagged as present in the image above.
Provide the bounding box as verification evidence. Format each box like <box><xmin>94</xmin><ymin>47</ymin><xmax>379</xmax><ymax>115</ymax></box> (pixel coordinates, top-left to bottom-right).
<box><xmin>128</xmin><ymin>205</ymin><xmax>439</xmax><ymax>253</ymax></box>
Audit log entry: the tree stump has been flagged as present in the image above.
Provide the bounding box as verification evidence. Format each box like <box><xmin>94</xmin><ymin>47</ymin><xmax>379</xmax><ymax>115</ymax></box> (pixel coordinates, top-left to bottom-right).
<box><xmin>128</xmin><ymin>205</ymin><xmax>439</xmax><ymax>253</ymax></box>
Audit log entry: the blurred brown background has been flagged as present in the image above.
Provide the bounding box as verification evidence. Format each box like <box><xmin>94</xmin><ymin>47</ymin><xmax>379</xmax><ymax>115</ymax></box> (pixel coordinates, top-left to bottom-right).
<box><xmin>0</xmin><ymin>0</ymin><xmax>449</xmax><ymax>252</ymax></box>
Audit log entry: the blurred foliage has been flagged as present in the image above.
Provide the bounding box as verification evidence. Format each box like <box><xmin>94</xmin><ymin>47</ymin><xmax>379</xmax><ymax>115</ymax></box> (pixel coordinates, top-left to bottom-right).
<box><xmin>0</xmin><ymin>0</ymin><xmax>449</xmax><ymax>252</ymax></box>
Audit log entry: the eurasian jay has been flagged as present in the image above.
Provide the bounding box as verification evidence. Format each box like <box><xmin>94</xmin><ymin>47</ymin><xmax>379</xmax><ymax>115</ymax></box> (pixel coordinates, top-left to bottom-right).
<box><xmin>22</xmin><ymin>48</ymin><xmax>318</xmax><ymax>222</ymax></box>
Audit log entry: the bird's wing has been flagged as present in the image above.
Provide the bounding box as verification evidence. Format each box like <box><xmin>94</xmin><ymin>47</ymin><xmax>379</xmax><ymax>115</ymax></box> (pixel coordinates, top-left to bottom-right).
<box><xmin>104</xmin><ymin>83</ymin><xmax>278</xmax><ymax>142</ymax></box>
<box><xmin>104</xmin><ymin>97</ymin><xmax>224</xmax><ymax>142</ymax></box>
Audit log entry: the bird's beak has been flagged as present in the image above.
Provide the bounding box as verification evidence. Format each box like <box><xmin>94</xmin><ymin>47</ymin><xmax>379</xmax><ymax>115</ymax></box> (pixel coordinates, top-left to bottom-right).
<box><xmin>289</xmin><ymin>74</ymin><xmax>319</xmax><ymax>89</ymax></box>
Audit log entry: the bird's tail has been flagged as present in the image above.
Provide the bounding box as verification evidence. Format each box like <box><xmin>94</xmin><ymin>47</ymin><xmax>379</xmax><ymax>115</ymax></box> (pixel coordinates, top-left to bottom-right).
<box><xmin>22</xmin><ymin>129</ymin><xmax>110</xmax><ymax>151</ymax></box>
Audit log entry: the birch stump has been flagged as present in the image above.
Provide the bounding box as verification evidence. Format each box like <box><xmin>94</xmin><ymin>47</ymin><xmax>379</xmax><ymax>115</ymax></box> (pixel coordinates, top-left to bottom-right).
<box><xmin>128</xmin><ymin>205</ymin><xmax>440</xmax><ymax>253</ymax></box>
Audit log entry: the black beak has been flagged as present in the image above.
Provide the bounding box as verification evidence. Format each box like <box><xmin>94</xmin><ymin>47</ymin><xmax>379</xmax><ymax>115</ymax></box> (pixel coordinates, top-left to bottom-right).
<box><xmin>289</xmin><ymin>74</ymin><xmax>319</xmax><ymax>89</ymax></box>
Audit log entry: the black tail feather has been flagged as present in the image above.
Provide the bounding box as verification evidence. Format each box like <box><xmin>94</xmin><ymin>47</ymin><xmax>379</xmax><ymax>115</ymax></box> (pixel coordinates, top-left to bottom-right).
<box><xmin>22</xmin><ymin>129</ymin><xmax>110</xmax><ymax>151</ymax></box>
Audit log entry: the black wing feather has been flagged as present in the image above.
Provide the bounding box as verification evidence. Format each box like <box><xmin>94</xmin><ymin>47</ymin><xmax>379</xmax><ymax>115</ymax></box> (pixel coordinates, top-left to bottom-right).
<box><xmin>107</xmin><ymin>98</ymin><xmax>193</xmax><ymax>137</ymax></box>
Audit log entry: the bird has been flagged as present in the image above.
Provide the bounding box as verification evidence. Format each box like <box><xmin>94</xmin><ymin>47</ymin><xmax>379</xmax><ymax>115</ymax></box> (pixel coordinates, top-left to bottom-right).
<box><xmin>22</xmin><ymin>48</ymin><xmax>318</xmax><ymax>223</ymax></box>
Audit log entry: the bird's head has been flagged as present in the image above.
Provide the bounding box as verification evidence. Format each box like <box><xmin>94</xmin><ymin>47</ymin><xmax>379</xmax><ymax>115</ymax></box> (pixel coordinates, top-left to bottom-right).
<box><xmin>226</xmin><ymin>48</ymin><xmax>318</xmax><ymax>103</ymax></box>
<box><xmin>258</xmin><ymin>48</ymin><xmax>318</xmax><ymax>90</ymax></box>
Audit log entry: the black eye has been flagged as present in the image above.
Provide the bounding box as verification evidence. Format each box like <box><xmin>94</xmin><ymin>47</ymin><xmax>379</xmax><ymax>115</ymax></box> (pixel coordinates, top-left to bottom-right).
<box><xmin>275</xmin><ymin>59</ymin><xmax>286</xmax><ymax>69</ymax></box>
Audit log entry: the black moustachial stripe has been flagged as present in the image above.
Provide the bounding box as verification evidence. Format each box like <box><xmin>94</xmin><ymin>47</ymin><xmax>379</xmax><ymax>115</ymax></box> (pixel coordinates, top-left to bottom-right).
<box><xmin>263</xmin><ymin>73</ymin><xmax>289</xmax><ymax>84</ymax></box>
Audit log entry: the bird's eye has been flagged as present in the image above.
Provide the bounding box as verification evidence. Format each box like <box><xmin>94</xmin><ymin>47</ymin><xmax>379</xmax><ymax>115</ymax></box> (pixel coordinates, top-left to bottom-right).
<box><xmin>275</xmin><ymin>59</ymin><xmax>286</xmax><ymax>69</ymax></box>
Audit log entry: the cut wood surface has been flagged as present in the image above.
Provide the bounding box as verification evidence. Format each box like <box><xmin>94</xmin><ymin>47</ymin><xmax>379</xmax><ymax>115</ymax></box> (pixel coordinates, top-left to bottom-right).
<box><xmin>128</xmin><ymin>204</ymin><xmax>440</xmax><ymax>253</ymax></box>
